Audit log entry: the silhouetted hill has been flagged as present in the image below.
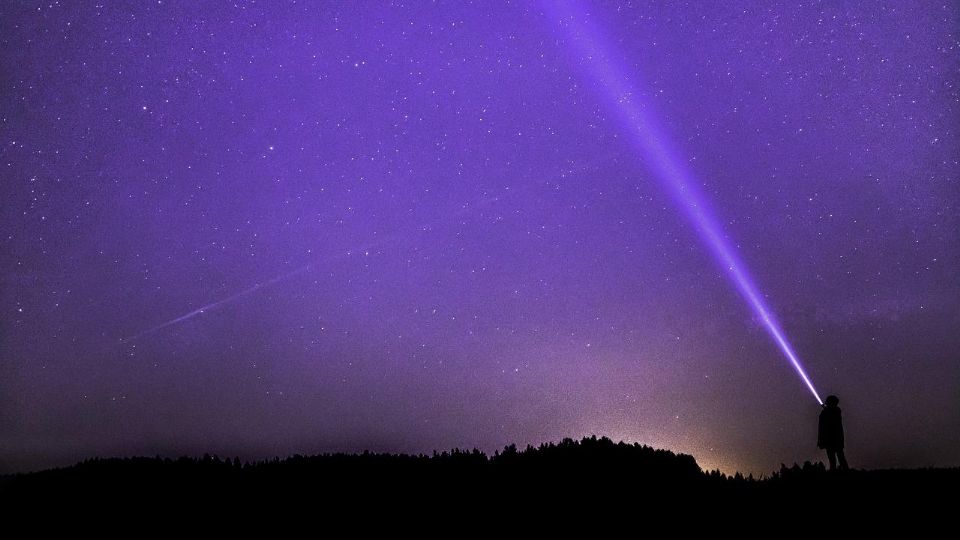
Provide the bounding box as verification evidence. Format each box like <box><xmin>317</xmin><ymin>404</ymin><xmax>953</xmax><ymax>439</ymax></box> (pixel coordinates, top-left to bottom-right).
<box><xmin>1</xmin><ymin>435</ymin><xmax>956</xmax><ymax>522</ymax></box>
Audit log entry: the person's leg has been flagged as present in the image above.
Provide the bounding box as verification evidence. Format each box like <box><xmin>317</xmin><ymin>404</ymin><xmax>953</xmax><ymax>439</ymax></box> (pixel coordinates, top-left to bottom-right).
<box><xmin>826</xmin><ymin>449</ymin><xmax>837</xmax><ymax>470</ymax></box>
<box><xmin>837</xmin><ymin>449</ymin><xmax>849</xmax><ymax>470</ymax></box>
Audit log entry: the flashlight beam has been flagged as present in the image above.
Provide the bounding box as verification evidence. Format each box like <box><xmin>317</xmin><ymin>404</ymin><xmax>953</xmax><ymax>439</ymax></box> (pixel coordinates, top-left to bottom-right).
<box><xmin>543</xmin><ymin>1</ymin><xmax>823</xmax><ymax>404</ymax></box>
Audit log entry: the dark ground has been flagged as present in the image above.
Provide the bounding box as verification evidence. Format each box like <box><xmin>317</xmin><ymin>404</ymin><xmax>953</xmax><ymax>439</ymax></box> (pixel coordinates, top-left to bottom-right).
<box><xmin>2</xmin><ymin>435</ymin><xmax>955</xmax><ymax>527</ymax></box>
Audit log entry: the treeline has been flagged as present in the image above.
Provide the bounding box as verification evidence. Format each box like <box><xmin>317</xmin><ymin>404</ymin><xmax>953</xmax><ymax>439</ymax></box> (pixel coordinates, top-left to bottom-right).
<box><xmin>0</xmin><ymin>436</ymin><xmax>702</xmax><ymax>498</ymax></box>
<box><xmin>1</xmin><ymin>435</ymin><xmax>956</xmax><ymax>517</ymax></box>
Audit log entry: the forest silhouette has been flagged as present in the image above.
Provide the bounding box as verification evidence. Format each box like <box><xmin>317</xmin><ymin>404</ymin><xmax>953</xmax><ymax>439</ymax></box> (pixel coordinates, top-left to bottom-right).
<box><xmin>1</xmin><ymin>435</ymin><xmax>955</xmax><ymax>518</ymax></box>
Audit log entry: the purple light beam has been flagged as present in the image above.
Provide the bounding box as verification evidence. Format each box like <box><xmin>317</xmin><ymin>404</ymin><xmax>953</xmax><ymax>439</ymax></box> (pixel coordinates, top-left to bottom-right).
<box><xmin>543</xmin><ymin>1</ymin><xmax>823</xmax><ymax>405</ymax></box>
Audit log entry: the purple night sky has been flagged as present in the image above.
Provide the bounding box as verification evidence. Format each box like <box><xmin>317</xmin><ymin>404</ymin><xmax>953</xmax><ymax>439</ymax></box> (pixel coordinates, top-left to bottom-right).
<box><xmin>1</xmin><ymin>1</ymin><xmax>958</xmax><ymax>475</ymax></box>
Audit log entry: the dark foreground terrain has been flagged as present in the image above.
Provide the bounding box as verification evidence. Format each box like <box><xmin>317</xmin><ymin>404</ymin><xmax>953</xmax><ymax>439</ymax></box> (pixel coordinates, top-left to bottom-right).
<box><xmin>2</xmin><ymin>436</ymin><xmax>955</xmax><ymax>525</ymax></box>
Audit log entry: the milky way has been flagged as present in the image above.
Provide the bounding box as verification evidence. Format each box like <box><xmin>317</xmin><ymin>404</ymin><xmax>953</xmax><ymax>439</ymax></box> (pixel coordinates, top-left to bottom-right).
<box><xmin>1</xmin><ymin>1</ymin><xmax>958</xmax><ymax>475</ymax></box>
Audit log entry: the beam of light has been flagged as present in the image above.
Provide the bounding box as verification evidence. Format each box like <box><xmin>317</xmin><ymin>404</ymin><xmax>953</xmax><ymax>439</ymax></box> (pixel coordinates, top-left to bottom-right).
<box><xmin>542</xmin><ymin>1</ymin><xmax>823</xmax><ymax>405</ymax></box>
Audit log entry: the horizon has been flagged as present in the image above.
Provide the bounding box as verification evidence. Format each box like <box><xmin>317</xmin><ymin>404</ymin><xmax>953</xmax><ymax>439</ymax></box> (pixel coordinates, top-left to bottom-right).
<box><xmin>9</xmin><ymin>433</ymin><xmax>953</xmax><ymax>478</ymax></box>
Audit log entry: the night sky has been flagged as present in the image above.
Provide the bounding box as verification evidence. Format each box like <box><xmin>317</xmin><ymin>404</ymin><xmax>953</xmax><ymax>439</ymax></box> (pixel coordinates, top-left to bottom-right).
<box><xmin>2</xmin><ymin>1</ymin><xmax>958</xmax><ymax>475</ymax></box>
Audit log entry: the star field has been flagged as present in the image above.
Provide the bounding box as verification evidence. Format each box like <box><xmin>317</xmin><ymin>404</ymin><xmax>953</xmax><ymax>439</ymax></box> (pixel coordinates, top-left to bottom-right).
<box><xmin>1</xmin><ymin>1</ymin><xmax>958</xmax><ymax>474</ymax></box>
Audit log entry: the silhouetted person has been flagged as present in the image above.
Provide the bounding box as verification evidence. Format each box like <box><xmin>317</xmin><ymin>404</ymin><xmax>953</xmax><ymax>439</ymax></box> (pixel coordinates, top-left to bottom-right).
<box><xmin>818</xmin><ymin>395</ymin><xmax>849</xmax><ymax>471</ymax></box>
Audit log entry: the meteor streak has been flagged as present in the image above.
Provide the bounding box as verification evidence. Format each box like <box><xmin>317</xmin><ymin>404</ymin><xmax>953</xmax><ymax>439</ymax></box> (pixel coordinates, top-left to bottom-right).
<box><xmin>122</xmin><ymin>152</ymin><xmax>619</xmax><ymax>344</ymax></box>
<box><xmin>543</xmin><ymin>1</ymin><xmax>823</xmax><ymax>404</ymax></box>
<box><xmin>121</xmin><ymin>264</ymin><xmax>315</xmax><ymax>342</ymax></box>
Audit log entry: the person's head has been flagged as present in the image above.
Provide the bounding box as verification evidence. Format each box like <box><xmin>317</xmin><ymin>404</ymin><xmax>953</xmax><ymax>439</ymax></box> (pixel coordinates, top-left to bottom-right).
<box><xmin>825</xmin><ymin>395</ymin><xmax>840</xmax><ymax>408</ymax></box>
